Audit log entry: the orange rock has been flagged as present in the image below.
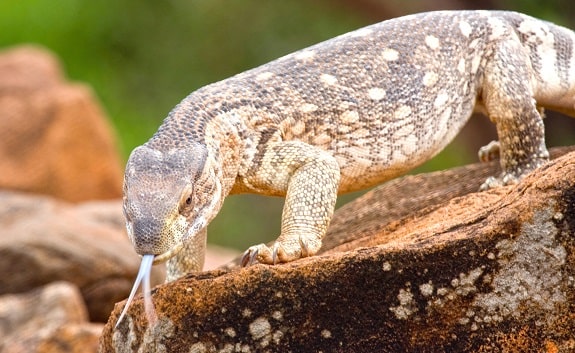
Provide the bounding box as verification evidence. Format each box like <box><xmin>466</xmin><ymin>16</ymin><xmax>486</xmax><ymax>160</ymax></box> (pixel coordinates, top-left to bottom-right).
<box><xmin>0</xmin><ymin>45</ymin><xmax>123</xmax><ymax>202</ymax></box>
<box><xmin>101</xmin><ymin>149</ymin><xmax>575</xmax><ymax>352</ymax></box>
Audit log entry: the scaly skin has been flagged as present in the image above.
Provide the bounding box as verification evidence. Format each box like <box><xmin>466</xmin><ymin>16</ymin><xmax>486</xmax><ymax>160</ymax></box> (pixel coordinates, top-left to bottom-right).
<box><xmin>116</xmin><ymin>10</ymin><xmax>575</xmax><ymax>327</ymax></box>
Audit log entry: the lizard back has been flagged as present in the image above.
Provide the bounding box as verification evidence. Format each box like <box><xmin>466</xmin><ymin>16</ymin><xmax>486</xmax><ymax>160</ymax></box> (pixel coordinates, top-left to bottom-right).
<box><xmin>151</xmin><ymin>10</ymin><xmax>575</xmax><ymax>194</ymax></box>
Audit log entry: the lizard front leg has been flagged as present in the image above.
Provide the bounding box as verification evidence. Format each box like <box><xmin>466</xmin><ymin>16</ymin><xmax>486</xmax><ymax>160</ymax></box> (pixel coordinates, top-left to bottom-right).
<box><xmin>241</xmin><ymin>141</ymin><xmax>340</xmax><ymax>266</ymax></box>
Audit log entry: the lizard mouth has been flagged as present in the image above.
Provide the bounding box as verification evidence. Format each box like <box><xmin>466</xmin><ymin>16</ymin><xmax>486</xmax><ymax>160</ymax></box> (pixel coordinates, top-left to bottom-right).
<box><xmin>152</xmin><ymin>242</ymin><xmax>184</xmax><ymax>265</ymax></box>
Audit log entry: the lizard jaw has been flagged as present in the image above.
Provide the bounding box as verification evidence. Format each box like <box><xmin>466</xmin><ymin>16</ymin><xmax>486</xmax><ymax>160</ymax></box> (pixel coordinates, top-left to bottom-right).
<box><xmin>152</xmin><ymin>242</ymin><xmax>184</xmax><ymax>265</ymax></box>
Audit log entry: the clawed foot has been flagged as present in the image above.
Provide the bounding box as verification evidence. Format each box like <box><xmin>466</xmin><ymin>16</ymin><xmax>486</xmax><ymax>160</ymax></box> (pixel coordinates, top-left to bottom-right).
<box><xmin>479</xmin><ymin>158</ymin><xmax>548</xmax><ymax>191</ymax></box>
<box><xmin>241</xmin><ymin>236</ymin><xmax>313</xmax><ymax>267</ymax></box>
<box><xmin>478</xmin><ymin>140</ymin><xmax>500</xmax><ymax>163</ymax></box>
<box><xmin>478</xmin><ymin>140</ymin><xmax>549</xmax><ymax>191</ymax></box>
<box><xmin>479</xmin><ymin>173</ymin><xmax>518</xmax><ymax>191</ymax></box>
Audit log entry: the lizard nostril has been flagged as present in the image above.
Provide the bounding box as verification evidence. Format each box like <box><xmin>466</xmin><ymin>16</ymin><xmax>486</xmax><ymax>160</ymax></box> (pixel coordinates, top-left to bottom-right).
<box><xmin>131</xmin><ymin>219</ymin><xmax>167</xmax><ymax>255</ymax></box>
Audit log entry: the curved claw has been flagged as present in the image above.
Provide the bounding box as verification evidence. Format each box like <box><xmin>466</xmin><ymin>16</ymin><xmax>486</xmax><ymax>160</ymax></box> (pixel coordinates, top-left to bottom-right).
<box><xmin>241</xmin><ymin>247</ymin><xmax>259</xmax><ymax>267</ymax></box>
<box><xmin>299</xmin><ymin>236</ymin><xmax>310</xmax><ymax>257</ymax></box>
<box><xmin>478</xmin><ymin>140</ymin><xmax>500</xmax><ymax>163</ymax></box>
<box><xmin>272</xmin><ymin>243</ymin><xmax>280</xmax><ymax>265</ymax></box>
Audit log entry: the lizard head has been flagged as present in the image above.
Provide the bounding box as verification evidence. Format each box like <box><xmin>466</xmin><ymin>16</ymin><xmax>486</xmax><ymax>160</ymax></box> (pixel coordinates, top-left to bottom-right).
<box><xmin>117</xmin><ymin>142</ymin><xmax>222</xmax><ymax>328</ymax></box>
<box><xmin>122</xmin><ymin>143</ymin><xmax>220</xmax><ymax>263</ymax></box>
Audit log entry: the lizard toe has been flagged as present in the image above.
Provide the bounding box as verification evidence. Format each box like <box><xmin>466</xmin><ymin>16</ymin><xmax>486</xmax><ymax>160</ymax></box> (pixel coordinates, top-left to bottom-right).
<box><xmin>240</xmin><ymin>246</ymin><xmax>259</xmax><ymax>267</ymax></box>
<box><xmin>299</xmin><ymin>236</ymin><xmax>310</xmax><ymax>257</ymax></box>
<box><xmin>478</xmin><ymin>140</ymin><xmax>501</xmax><ymax>163</ymax></box>
<box><xmin>241</xmin><ymin>244</ymin><xmax>275</xmax><ymax>266</ymax></box>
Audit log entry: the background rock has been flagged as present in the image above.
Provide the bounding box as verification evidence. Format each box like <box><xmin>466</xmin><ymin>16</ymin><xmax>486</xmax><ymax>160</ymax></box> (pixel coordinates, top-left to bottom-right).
<box><xmin>0</xmin><ymin>190</ymin><xmax>238</xmax><ymax>325</ymax></box>
<box><xmin>0</xmin><ymin>191</ymin><xmax>165</xmax><ymax>323</ymax></box>
<box><xmin>101</xmin><ymin>151</ymin><xmax>575</xmax><ymax>352</ymax></box>
<box><xmin>0</xmin><ymin>281</ymin><xmax>103</xmax><ymax>353</ymax></box>
<box><xmin>0</xmin><ymin>45</ymin><xmax>123</xmax><ymax>202</ymax></box>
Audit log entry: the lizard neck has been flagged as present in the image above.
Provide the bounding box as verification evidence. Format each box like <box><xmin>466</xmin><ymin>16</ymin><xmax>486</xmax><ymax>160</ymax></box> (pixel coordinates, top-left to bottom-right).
<box><xmin>147</xmin><ymin>94</ymin><xmax>244</xmax><ymax>198</ymax></box>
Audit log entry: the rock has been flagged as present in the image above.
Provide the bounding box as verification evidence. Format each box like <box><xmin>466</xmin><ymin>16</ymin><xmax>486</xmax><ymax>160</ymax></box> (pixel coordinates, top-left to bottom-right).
<box><xmin>0</xmin><ymin>190</ymin><xmax>238</xmax><ymax>324</ymax></box>
<box><xmin>100</xmin><ymin>149</ymin><xmax>575</xmax><ymax>352</ymax></box>
<box><xmin>0</xmin><ymin>45</ymin><xmax>123</xmax><ymax>202</ymax></box>
<box><xmin>32</xmin><ymin>324</ymin><xmax>104</xmax><ymax>353</ymax></box>
<box><xmin>0</xmin><ymin>191</ymin><xmax>165</xmax><ymax>322</ymax></box>
<box><xmin>0</xmin><ymin>281</ymin><xmax>103</xmax><ymax>353</ymax></box>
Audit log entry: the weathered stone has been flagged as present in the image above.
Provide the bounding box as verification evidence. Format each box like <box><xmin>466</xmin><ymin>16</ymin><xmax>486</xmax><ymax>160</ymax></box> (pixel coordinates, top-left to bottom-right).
<box><xmin>0</xmin><ymin>281</ymin><xmax>104</xmax><ymax>353</ymax></box>
<box><xmin>0</xmin><ymin>45</ymin><xmax>123</xmax><ymax>202</ymax></box>
<box><xmin>0</xmin><ymin>190</ymin><xmax>237</xmax><ymax>324</ymax></box>
<box><xmin>0</xmin><ymin>191</ymin><xmax>165</xmax><ymax>322</ymax></box>
<box><xmin>100</xmin><ymin>150</ymin><xmax>575</xmax><ymax>352</ymax></box>
<box><xmin>33</xmin><ymin>323</ymin><xmax>104</xmax><ymax>353</ymax></box>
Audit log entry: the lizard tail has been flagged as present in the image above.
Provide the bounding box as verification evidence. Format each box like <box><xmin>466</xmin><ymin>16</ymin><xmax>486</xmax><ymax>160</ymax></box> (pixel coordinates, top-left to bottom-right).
<box><xmin>115</xmin><ymin>254</ymin><xmax>157</xmax><ymax>328</ymax></box>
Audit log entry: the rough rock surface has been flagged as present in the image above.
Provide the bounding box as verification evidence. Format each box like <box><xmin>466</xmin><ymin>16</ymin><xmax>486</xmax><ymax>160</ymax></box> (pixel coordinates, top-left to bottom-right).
<box><xmin>0</xmin><ymin>45</ymin><xmax>123</xmax><ymax>202</ymax></box>
<box><xmin>0</xmin><ymin>281</ymin><xmax>103</xmax><ymax>353</ymax></box>
<box><xmin>101</xmin><ymin>149</ymin><xmax>575</xmax><ymax>352</ymax></box>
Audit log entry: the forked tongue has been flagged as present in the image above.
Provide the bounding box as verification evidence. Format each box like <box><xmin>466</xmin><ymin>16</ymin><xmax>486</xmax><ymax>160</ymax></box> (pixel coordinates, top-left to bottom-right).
<box><xmin>115</xmin><ymin>254</ymin><xmax>157</xmax><ymax>328</ymax></box>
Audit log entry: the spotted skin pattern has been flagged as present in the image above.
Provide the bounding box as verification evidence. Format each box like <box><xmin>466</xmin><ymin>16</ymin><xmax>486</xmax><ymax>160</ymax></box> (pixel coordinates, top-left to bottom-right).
<box><xmin>118</xmin><ymin>11</ymin><xmax>575</xmax><ymax>324</ymax></box>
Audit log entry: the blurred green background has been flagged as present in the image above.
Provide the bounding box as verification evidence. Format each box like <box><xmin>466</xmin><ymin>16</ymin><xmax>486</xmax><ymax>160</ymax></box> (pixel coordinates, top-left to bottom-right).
<box><xmin>1</xmin><ymin>0</ymin><xmax>574</xmax><ymax>250</ymax></box>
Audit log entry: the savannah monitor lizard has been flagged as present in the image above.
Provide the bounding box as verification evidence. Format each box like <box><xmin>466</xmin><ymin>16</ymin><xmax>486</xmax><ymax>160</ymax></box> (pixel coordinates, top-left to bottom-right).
<box><xmin>115</xmin><ymin>10</ymin><xmax>575</xmax><ymax>326</ymax></box>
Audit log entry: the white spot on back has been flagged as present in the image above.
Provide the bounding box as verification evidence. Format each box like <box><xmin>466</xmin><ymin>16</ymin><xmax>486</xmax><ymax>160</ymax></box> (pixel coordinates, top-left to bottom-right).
<box><xmin>459</xmin><ymin>20</ymin><xmax>472</xmax><ymax>37</ymax></box>
<box><xmin>487</xmin><ymin>17</ymin><xmax>507</xmax><ymax>40</ymax></box>
<box><xmin>425</xmin><ymin>35</ymin><xmax>440</xmax><ymax>49</ymax></box>
<box><xmin>340</xmin><ymin>110</ymin><xmax>359</xmax><ymax>124</ymax></box>
<box><xmin>295</xmin><ymin>50</ymin><xmax>315</xmax><ymax>61</ymax></box>
<box><xmin>255</xmin><ymin>71</ymin><xmax>274</xmax><ymax>81</ymax></box>
<box><xmin>393</xmin><ymin>105</ymin><xmax>412</xmax><ymax>120</ymax></box>
<box><xmin>189</xmin><ymin>342</ymin><xmax>207</xmax><ymax>353</ymax></box>
<box><xmin>320</xmin><ymin>73</ymin><xmax>338</xmax><ymax>86</ymax></box>
<box><xmin>300</xmin><ymin>103</ymin><xmax>318</xmax><ymax>113</ymax></box>
<box><xmin>368</xmin><ymin>87</ymin><xmax>386</xmax><ymax>100</ymax></box>
<box><xmin>517</xmin><ymin>19</ymin><xmax>562</xmax><ymax>93</ymax></box>
<box><xmin>349</xmin><ymin>27</ymin><xmax>373</xmax><ymax>38</ymax></box>
<box><xmin>434</xmin><ymin>92</ymin><xmax>450</xmax><ymax>108</ymax></box>
<box><xmin>423</xmin><ymin>72</ymin><xmax>439</xmax><ymax>87</ymax></box>
<box><xmin>382</xmin><ymin>48</ymin><xmax>399</xmax><ymax>61</ymax></box>
<box><xmin>517</xmin><ymin>19</ymin><xmax>547</xmax><ymax>37</ymax></box>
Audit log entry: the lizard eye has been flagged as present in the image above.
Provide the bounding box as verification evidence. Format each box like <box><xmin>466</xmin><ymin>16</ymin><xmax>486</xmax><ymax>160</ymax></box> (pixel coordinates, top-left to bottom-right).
<box><xmin>179</xmin><ymin>193</ymin><xmax>194</xmax><ymax>216</ymax></box>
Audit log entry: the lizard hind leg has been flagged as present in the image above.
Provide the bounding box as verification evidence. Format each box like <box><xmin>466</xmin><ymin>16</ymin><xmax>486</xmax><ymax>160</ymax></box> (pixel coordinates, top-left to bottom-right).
<box><xmin>479</xmin><ymin>37</ymin><xmax>549</xmax><ymax>190</ymax></box>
